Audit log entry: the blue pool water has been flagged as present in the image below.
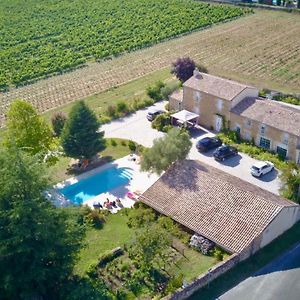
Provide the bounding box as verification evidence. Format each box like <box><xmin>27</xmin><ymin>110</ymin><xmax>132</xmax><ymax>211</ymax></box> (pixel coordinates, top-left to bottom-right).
<box><xmin>59</xmin><ymin>167</ymin><xmax>133</xmax><ymax>205</ymax></box>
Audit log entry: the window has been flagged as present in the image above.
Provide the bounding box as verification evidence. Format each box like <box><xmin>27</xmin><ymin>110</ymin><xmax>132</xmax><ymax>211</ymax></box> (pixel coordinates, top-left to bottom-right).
<box><xmin>245</xmin><ymin>119</ymin><xmax>252</xmax><ymax>129</ymax></box>
<box><xmin>260</xmin><ymin>137</ymin><xmax>271</xmax><ymax>149</ymax></box>
<box><xmin>194</xmin><ymin>91</ymin><xmax>201</xmax><ymax>103</ymax></box>
<box><xmin>277</xmin><ymin>146</ymin><xmax>287</xmax><ymax>159</ymax></box>
<box><xmin>282</xmin><ymin>133</ymin><xmax>289</xmax><ymax>145</ymax></box>
<box><xmin>260</xmin><ymin>125</ymin><xmax>266</xmax><ymax>136</ymax></box>
<box><xmin>236</xmin><ymin>125</ymin><xmax>241</xmax><ymax>134</ymax></box>
<box><xmin>217</xmin><ymin>99</ymin><xmax>223</xmax><ymax>112</ymax></box>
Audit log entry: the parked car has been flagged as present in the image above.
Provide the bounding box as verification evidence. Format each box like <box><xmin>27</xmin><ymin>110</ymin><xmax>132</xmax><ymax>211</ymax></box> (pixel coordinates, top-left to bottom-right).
<box><xmin>213</xmin><ymin>145</ymin><xmax>238</xmax><ymax>162</ymax></box>
<box><xmin>196</xmin><ymin>137</ymin><xmax>222</xmax><ymax>152</ymax></box>
<box><xmin>146</xmin><ymin>109</ymin><xmax>165</xmax><ymax>121</ymax></box>
<box><xmin>250</xmin><ymin>161</ymin><xmax>274</xmax><ymax>177</ymax></box>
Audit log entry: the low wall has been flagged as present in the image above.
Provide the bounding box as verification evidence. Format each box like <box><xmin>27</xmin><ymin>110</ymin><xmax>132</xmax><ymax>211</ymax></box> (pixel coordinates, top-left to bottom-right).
<box><xmin>163</xmin><ymin>253</ymin><xmax>240</xmax><ymax>300</ymax></box>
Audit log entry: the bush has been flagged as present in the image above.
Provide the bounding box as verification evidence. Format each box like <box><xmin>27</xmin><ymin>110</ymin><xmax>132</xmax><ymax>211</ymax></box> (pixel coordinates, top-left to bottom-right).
<box><xmin>117</xmin><ymin>101</ymin><xmax>129</xmax><ymax>114</ymax></box>
<box><xmin>143</xmin><ymin>98</ymin><xmax>155</xmax><ymax>106</ymax></box>
<box><xmin>84</xmin><ymin>210</ymin><xmax>106</xmax><ymax>229</ymax></box>
<box><xmin>99</xmin><ymin>115</ymin><xmax>112</xmax><ymax>124</ymax></box>
<box><xmin>171</xmin><ymin>57</ymin><xmax>196</xmax><ymax>83</ymax></box>
<box><xmin>273</xmin><ymin>94</ymin><xmax>300</xmax><ymax>106</ymax></box>
<box><xmin>212</xmin><ymin>247</ymin><xmax>224</xmax><ymax>261</ymax></box>
<box><xmin>160</xmin><ymin>82</ymin><xmax>180</xmax><ymax>100</ymax></box>
<box><xmin>151</xmin><ymin>113</ymin><xmax>172</xmax><ymax>132</ymax></box>
<box><xmin>51</xmin><ymin>112</ymin><xmax>67</xmax><ymax>137</ymax></box>
<box><xmin>110</xmin><ymin>139</ymin><xmax>117</xmax><ymax>147</ymax></box>
<box><xmin>98</xmin><ymin>247</ymin><xmax>124</xmax><ymax>268</ymax></box>
<box><xmin>128</xmin><ymin>140</ymin><xmax>136</xmax><ymax>152</ymax></box>
<box><xmin>127</xmin><ymin>206</ymin><xmax>156</xmax><ymax>228</ymax></box>
<box><xmin>121</xmin><ymin>140</ymin><xmax>127</xmax><ymax>146</ymax></box>
<box><xmin>146</xmin><ymin>81</ymin><xmax>165</xmax><ymax>102</ymax></box>
<box><xmin>106</xmin><ymin>105</ymin><xmax>118</xmax><ymax>117</ymax></box>
<box><xmin>165</xmin><ymin>274</ymin><xmax>184</xmax><ymax>294</ymax></box>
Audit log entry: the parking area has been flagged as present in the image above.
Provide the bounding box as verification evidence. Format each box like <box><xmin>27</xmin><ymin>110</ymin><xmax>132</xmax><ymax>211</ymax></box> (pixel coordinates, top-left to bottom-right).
<box><xmin>102</xmin><ymin>102</ymin><xmax>282</xmax><ymax>195</ymax></box>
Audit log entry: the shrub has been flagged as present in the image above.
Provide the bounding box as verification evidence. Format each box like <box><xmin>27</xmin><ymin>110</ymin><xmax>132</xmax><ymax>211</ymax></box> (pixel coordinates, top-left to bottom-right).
<box><xmin>128</xmin><ymin>140</ymin><xmax>136</xmax><ymax>152</ymax></box>
<box><xmin>51</xmin><ymin>112</ymin><xmax>67</xmax><ymax>136</ymax></box>
<box><xmin>86</xmin><ymin>263</ymin><xmax>98</xmax><ymax>279</ymax></box>
<box><xmin>121</xmin><ymin>140</ymin><xmax>127</xmax><ymax>146</ymax></box>
<box><xmin>143</xmin><ymin>98</ymin><xmax>155</xmax><ymax>106</ymax></box>
<box><xmin>110</xmin><ymin>139</ymin><xmax>117</xmax><ymax>147</ymax></box>
<box><xmin>164</xmin><ymin>274</ymin><xmax>183</xmax><ymax>295</ymax></box>
<box><xmin>127</xmin><ymin>206</ymin><xmax>156</xmax><ymax>228</ymax></box>
<box><xmin>98</xmin><ymin>247</ymin><xmax>124</xmax><ymax>268</ymax></box>
<box><xmin>106</xmin><ymin>105</ymin><xmax>118</xmax><ymax>117</ymax></box>
<box><xmin>117</xmin><ymin>101</ymin><xmax>129</xmax><ymax>114</ymax></box>
<box><xmin>146</xmin><ymin>81</ymin><xmax>165</xmax><ymax>102</ymax></box>
<box><xmin>99</xmin><ymin>115</ymin><xmax>112</xmax><ymax>124</ymax></box>
<box><xmin>151</xmin><ymin>113</ymin><xmax>172</xmax><ymax>132</ymax></box>
<box><xmin>212</xmin><ymin>247</ymin><xmax>224</xmax><ymax>261</ymax></box>
<box><xmin>84</xmin><ymin>210</ymin><xmax>106</xmax><ymax>229</ymax></box>
<box><xmin>160</xmin><ymin>82</ymin><xmax>180</xmax><ymax>100</ymax></box>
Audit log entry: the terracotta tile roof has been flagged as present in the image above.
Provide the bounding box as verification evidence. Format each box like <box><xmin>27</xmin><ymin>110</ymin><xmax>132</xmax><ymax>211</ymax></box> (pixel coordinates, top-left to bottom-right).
<box><xmin>169</xmin><ymin>89</ymin><xmax>183</xmax><ymax>102</ymax></box>
<box><xmin>140</xmin><ymin>160</ymin><xmax>296</xmax><ymax>253</ymax></box>
<box><xmin>183</xmin><ymin>73</ymin><xmax>254</xmax><ymax>101</ymax></box>
<box><xmin>231</xmin><ymin>98</ymin><xmax>300</xmax><ymax>137</ymax></box>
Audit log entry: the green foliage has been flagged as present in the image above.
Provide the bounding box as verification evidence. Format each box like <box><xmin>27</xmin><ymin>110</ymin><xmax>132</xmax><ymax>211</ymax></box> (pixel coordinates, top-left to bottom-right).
<box><xmin>61</xmin><ymin>101</ymin><xmax>105</xmax><ymax>159</ymax></box>
<box><xmin>146</xmin><ymin>81</ymin><xmax>166</xmax><ymax>101</ymax></box>
<box><xmin>98</xmin><ymin>248</ymin><xmax>124</xmax><ymax>268</ymax></box>
<box><xmin>273</xmin><ymin>94</ymin><xmax>300</xmax><ymax>106</ymax></box>
<box><xmin>0</xmin><ymin>149</ymin><xmax>84</xmax><ymax>299</ymax></box>
<box><xmin>52</xmin><ymin>112</ymin><xmax>67</xmax><ymax>137</ymax></box>
<box><xmin>151</xmin><ymin>112</ymin><xmax>172</xmax><ymax>132</ymax></box>
<box><xmin>280</xmin><ymin>163</ymin><xmax>300</xmax><ymax>202</ymax></box>
<box><xmin>161</xmin><ymin>82</ymin><xmax>180</xmax><ymax>100</ymax></box>
<box><xmin>128</xmin><ymin>140</ymin><xmax>137</xmax><ymax>152</ymax></box>
<box><xmin>129</xmin><ymin>224</ymin><xmax>171</xmax><ymax>271</ymax></box>
<box><xmin>117</xmin><ymin>101</ymin><xmax>130</xmax><ymax>114</ymax></box>
<box><xmin>3</xmin><ymin>99</ymin><xmax>53</xmax><ymax>156</ymax></box>
<box><xmin>165</xmin><ymin>273</ymin><xmax>184</xmax><ymax>294</ymax></box>
<box><xmin>127</xmin><ymin>206</ymin><xmax>156</xmax><ymax>228</ymax></box>
<box><xmin>212</xmin><ymin>247</ymin><xmax>225</xmax><ymax>261</ymax></box>
<box><xmin>106</xmin><ymin>105</ymin><xmax>118</xmax><ymax>118</ymax></box>
<box><xmin>141</xmin><ymin>127</ymin><xmax>192</xmax><ymax>174</ymax></box>
<box><xmin>110</xmin><ymin>139</ymin><xmax>118</xmax><ymax>147</ymax></box>
<box><xmin>0</xmin><ymin>0</ymin><xmax>248</xmax><ymax>88</ymax></box>
<box><xmin>121</xmin><ymin>140</ymin><xmax>127</xmax><ymax>146</ymax></box>
<box><xmin>84</xmin><ymin>209</ymin><xmax>107</xmax><ymax>229</ymax></box>
<box><xmin>62</xmin><ymin>276</ymin><xmax>113</xmax><ymax>300</ymax></box>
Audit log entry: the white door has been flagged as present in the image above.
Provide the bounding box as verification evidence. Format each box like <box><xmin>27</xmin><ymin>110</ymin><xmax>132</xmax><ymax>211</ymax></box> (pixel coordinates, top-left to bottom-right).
<box><xmin>215</xmin><ymin>115</ymin><xmax>223</xmax><ymax>132</ymax></box>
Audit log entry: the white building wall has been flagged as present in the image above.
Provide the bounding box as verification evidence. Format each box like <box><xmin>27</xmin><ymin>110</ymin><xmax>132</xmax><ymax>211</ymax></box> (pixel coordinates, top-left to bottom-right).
<box><xmin>231</xmin><ymin>87</ymin><xmax>259</xmax><ymax>108</ymax></box>
<box><xmin>260</xmin><ymin>206</ymin><xmax>300</xmax><ymax>248</ymax></box>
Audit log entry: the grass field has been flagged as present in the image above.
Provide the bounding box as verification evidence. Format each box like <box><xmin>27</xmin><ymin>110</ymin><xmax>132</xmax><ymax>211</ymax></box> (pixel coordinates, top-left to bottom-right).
<box><xmin>0</xmin><ymin>0</ymin><xmax>247</xmax><ymax>88</ymax></box>
<box><xmin>1</xmin><ymin>10</ymin><xmax>300</xmax><ymax>127</ymax></box>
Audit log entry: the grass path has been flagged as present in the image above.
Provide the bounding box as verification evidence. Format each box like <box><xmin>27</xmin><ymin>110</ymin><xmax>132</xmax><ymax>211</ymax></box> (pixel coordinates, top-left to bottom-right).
<box><xmin>1</xmin><ymin>10</ymin><xmax>300</xmax><ymax>127</ymax></box>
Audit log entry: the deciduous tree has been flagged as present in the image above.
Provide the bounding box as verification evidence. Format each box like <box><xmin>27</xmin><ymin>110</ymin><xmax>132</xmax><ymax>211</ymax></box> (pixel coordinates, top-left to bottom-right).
<box><xmin>0</xmin><ymin>149</ymin><xmax>84</xmax><ymax>299</ymax></box>
<box><xmin>171</xmin><ymin>57</ymin><xmax>196</xmax><ymax>82</ymax></box>
<box><xmin>61</xmin><ymin>101</ymin><xmax>105</xmax><ymax>160</ymax></box>
<box><xmin>141</xmin><ymin>128</ymin><xmax>192</xmax><ymax>174</ymax></box>
<box><xmin>4</xmin><ymin>99</ymin><xmax>53</xmax><ymax>155</ymax></box>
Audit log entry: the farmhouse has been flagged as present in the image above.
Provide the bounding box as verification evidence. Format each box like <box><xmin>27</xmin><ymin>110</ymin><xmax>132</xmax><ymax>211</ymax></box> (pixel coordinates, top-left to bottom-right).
<box><xmin>139</xmin><ymin>160</ymin><xmax>300</xmax><ymax>259</ymax></box>
<box><xmin>169</xmin><ymin>70</ymin><xmax>300</xmax><ymax>164</ymax></box>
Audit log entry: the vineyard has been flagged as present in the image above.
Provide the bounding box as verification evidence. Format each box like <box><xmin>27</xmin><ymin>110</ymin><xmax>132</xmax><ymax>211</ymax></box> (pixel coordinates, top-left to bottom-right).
<box><xmin>0</xmin><ymin>10</ymin><xmax>299</xmax><ymax>128</ymax></box>
<box><xmin>0</xmin><ymin>0</ymin><xmax>248</xmax><ymax>89</ymax></box>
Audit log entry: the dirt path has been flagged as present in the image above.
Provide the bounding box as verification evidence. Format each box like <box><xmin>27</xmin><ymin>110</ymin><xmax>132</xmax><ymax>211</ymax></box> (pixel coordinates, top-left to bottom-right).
<box><xmin>1</xmin><ymin>10</ymin><xmax>299</xmax><ymax>126</ymax></box>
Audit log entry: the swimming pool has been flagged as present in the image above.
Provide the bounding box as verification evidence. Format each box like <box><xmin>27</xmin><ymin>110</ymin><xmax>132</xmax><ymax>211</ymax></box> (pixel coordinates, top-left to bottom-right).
<box><xmin>59</xmin><ymin>167</ymin><xmax>133</xmax><ymax>205</ymax></box>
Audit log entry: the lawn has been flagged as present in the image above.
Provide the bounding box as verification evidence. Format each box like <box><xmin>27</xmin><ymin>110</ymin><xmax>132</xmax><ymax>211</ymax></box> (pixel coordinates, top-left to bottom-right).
<box><xmin>47</xmin><ymin>138</ymin><xmax>133</xmax><ymax>184</ymax></box>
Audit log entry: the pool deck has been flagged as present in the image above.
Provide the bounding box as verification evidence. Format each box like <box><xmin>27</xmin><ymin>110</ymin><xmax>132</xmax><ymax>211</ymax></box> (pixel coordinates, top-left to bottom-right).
<box><xmin>53</xmin><ymin>155</ymin><xmax>160</xmax><ymax>211</ymax></box>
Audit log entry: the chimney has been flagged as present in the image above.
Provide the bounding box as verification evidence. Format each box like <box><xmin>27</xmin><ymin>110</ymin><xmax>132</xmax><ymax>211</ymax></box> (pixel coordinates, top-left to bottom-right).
<box><xmin>193</xmin><ymin>67</ymin><xmax>202</xmax><ymax>79</ymax></box>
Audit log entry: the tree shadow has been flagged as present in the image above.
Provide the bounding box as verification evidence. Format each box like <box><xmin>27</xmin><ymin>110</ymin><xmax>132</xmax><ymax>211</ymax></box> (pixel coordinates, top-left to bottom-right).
<box><xmin>161</xmin><ymin>160</ymin><xmax>208</xmax><ymax>192</ymax></box>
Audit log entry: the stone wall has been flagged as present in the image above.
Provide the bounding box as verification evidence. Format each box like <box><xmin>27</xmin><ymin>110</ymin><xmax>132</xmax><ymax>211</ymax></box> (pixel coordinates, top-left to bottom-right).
<box><xmin>163</xmin><ymin>253</ymin><xmax>240</xmax><ymax>300</ymax></box>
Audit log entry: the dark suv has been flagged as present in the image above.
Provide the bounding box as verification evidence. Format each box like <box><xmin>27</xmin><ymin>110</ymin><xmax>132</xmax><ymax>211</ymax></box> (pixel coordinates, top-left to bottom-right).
<box><xmin>146</xmin><ymin>109</ymin><xmax>165</xmax><ymax>121</ymax></box>
<box><xmin>213</xmin><ymin>145</ymin><xmax>238</xmax><ymax>162</ymax></box>
<box><xmin>196</xmin><ymin>137</ymin><xmax>222</xmax><ymax>152</ymax></box>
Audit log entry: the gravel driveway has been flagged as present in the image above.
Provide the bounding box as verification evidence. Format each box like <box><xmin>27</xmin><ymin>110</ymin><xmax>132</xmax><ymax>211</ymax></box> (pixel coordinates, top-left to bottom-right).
<box><xmin>102</xmin><ymin>102</ymin><xmax>282</xmax><ymax>195</ymax></box>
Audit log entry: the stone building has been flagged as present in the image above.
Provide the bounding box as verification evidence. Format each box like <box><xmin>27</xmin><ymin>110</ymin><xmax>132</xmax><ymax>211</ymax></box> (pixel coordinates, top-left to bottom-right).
<box><xmin>169</xmin><ymin>70</ymin><xmax>300</xmax><ymax>163</ymax></box>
